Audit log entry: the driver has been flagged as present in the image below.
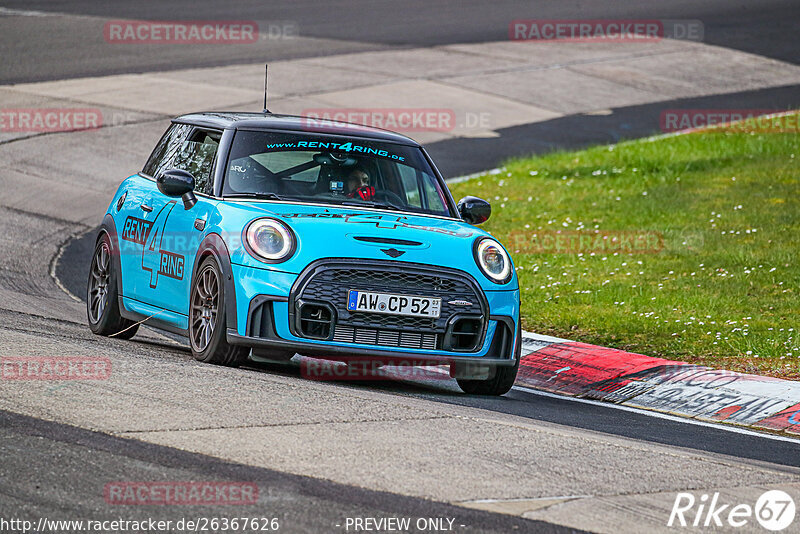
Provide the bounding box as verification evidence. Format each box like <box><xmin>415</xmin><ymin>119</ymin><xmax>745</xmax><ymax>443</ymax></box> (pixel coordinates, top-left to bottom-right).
<box><xmin>344</xmin><ymin>167</ymin><xmax>375</xmax><ymax>201</ymax></box>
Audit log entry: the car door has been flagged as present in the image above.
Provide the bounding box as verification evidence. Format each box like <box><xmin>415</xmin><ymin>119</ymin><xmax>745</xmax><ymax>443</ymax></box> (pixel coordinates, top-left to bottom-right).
<box><xmin>115</xmin><ymin>173</ymin><xmax>157</xmax><ymax>302</ymax></box>
<box><xmin>140</xmin><ymin>127</ymin><xmax>223</xmax><ymax>316</ymax></box>
<box><xmin>118</xmin><ymin>122</ymin><xmax>193</xmax><ymax>303</ymax></box>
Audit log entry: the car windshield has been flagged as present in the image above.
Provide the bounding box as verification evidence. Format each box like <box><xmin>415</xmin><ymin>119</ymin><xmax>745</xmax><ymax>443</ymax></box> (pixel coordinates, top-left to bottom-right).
<box><xmin>223</xmin><ymin>131</ymin><xmax>453</xmax><ymax>217</ymax></box>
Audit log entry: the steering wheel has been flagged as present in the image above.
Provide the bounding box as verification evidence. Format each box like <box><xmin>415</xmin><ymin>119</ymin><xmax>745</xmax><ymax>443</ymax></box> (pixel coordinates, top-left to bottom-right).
<box><xmin>375</xmin><ymin>189</ymin><xmax>405</xmax><ymax>207</ymax></box>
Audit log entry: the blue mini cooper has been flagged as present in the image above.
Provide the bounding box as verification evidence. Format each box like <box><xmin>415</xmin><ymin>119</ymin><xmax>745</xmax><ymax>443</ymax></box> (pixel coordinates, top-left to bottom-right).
<box><xmin>87</xmin><ymin>112</ymin><xmax>520</xmax><ymax>395</ymax></box>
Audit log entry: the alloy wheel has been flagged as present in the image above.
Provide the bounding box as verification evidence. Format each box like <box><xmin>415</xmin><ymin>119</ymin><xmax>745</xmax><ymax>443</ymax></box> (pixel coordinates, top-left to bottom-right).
<box><xmin>190</xmin><ymin>265</ymin><xmax>219</xmax><ymax>352</ymax></box>
<box><xmin>88</xmin><ymin>242</ymin><xmax>111</xmax><ymax>323</ymax></box>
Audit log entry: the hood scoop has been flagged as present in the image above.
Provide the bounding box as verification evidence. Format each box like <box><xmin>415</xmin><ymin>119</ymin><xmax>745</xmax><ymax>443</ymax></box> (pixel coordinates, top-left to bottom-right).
<box><xmin>351</xmin><ymin>236</ymin><xmax>424</xmax><ymax>247</ymax></box>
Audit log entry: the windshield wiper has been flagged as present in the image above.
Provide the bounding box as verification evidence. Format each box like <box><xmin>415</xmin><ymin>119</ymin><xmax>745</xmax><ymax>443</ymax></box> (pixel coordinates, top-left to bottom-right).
<box><xmin>226</xmin><ymin>192</ymin><xmax>287</xmax><ymax>201</ymax></box>
<box><xmin>226</xmin><ymin>194</ymin><xmax>403</xmax><ymax>212</ymax></box>
<box><xmin>340</xmin><ymin>200</ymin><xmax>400</xmax><ymax>211</ymax></box>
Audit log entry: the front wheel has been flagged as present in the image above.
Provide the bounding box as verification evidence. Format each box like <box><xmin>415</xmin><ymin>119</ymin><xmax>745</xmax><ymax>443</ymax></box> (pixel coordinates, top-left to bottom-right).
<box><xmin>189</xmin><ymin>257</ymin><xmax>249</xmax><ymax>366</ymax></box>
<box><xmin>456</xmin><ymin>328</ymin><xmax>520</xmax><ymax>396</ymax></box>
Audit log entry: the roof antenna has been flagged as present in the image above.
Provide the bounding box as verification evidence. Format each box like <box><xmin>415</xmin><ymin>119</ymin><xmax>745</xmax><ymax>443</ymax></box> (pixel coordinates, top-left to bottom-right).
<box><xmin>262</xmin><ymin>64</ymin><xmax>271</xmax><ymax>114</ymax></box>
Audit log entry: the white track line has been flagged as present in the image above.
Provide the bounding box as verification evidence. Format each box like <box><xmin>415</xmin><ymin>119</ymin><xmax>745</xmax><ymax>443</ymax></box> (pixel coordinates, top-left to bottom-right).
<box><xmin>0</xmin><ymin>7</ymin><xmax>53</xmax><ymax>17</ymax></box>
<box><xmin>512</xmin><ymin>385</ymin><xmax>800</xmax><ymax>444</ymax></box>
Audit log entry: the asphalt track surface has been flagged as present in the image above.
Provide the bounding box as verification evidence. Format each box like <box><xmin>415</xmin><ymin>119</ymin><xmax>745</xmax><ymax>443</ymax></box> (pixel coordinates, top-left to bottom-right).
<box><xmin>1</xmin><ymin>410</ymin><xmax>570</xmax><ymax>533</ymax></box>
<box><xmin>57</xmin><ymin>230</ymin><xmax>800</xmax><ymax>469</ymax></box>
<box><xmin>1</xmin><ymin>0</ymin><xmax>798</xmax><ymax>83</ymax></box>
<box><xmin>3</xmin><ymin>2</ymin><xmax>800</xmax><ymax>532</ymax></box>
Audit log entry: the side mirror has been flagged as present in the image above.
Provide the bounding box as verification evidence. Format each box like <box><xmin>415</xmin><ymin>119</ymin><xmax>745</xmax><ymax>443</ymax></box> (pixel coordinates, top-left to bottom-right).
<box><xmin>157</xmin><ymin>169</ymin><xmax>197</xmax><ymax>210</ymax></box>
<box><xmin>457</xmin><ymin>196</ymin><xmax>491</xmax><ymax>225</ymax></box>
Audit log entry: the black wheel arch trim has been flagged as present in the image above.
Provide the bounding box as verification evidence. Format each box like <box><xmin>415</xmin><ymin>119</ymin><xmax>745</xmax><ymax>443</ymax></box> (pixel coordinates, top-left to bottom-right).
<box><xmin>98</xmin><ymin>214</ymin><xmax>123</xmax><ymax>298</ymax></box>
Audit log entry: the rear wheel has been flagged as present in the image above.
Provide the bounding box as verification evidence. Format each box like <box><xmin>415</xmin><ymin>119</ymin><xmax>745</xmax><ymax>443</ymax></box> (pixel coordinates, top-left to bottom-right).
<box><xmin>189</xmin><ymin>257</ymin><xmax>249</xmax><ymax>366</ymax></box>
<box><xmin>456</xmin><ymin>327</ymin><xmax>520</xmax><ymax>396</ymax></box>
<box><xmin>87</xmin><ymin>233</ymin><xmax>139</xmax><ymax>339</ymax></box>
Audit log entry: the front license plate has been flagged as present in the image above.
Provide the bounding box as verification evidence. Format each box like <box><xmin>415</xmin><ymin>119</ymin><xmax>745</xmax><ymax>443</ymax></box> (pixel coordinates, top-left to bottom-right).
<box><xmin>347</xmin><ymin>290</ymin><xmax>441</xmax><ymax>318</ymax></box>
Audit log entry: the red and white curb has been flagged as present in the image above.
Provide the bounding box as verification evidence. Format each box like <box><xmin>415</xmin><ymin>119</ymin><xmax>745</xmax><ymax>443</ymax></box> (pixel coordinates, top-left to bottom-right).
<box><xmin>519</xmin><ymin>332</ymin><xmax>800</xmax><ymax>436</ymax></box>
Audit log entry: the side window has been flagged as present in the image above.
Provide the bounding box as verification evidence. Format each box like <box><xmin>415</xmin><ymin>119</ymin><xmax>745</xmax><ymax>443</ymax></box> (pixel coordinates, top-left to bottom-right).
<box><xmin>173</xmin><ymin>129</ymin><xmax>221</xmax><ymax>195</ymax></box>
<box><xmin>142</xmin><ymin>123</ymin><xmax>192</xmax><ymax>178</ymax></box>
<box><xmin>398</xmin><ymin>165</ymin><xmax>422</xmax><ymax>208</ymax></box>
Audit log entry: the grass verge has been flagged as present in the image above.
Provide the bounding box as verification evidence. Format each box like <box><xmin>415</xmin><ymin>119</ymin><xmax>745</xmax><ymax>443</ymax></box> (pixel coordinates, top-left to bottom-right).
<box><xmin>449</xmin><ymin>113</ymin><xmax>799</xmax><ymax>378</ymax></box>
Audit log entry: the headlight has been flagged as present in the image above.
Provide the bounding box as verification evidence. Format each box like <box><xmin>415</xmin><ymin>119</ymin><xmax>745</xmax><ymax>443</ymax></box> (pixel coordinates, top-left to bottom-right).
<box><xmin>474</xmin><ymin>238</ymin><xmax>512</xmax><ymax>284</ymax></box>
<box><xmin>244</xmin><ymin>218</ymin><xmax>295</xmax><ymax>263</ymax></box>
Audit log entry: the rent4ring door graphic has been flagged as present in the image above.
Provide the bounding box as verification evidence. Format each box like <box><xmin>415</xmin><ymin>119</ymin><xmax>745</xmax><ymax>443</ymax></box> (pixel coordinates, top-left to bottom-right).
<box><xmin>139</xmin><ymin>187</ymin><xmax>205</xmax><ymax>314</ymax></box>
<box><xmin>116</xmin><ymin>174</ymin><xmax>208</xmax><ymax>317</ymax></box>
<box><xmin>117</xmin><ymin>176</ymin><xmax>159</xmax><ymax>303</ymax></box>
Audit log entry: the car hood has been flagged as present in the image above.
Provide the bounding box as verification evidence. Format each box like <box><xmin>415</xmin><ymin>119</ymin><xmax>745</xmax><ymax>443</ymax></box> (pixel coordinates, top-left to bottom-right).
<box><xmin>218</xmin><ymin>201</ymin><xmax>517</xmax><ymax>290</ymax></box>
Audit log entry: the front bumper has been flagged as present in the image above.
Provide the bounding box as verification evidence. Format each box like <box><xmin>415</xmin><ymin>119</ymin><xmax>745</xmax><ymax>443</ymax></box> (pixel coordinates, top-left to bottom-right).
<box><xmin>230</xmin><ymin>260</ymin><xmax>520</xmax><ymax>365</ymax></box>
<box><xmin>227</xmin><ymin>320</ymin><xmax>518</xmax><ymax>366</ymax></box>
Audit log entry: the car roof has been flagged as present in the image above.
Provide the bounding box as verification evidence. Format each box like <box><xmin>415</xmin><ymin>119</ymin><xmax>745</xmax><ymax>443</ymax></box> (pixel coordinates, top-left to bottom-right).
<box><xmin>173</xmin><ymin>112</ymin><xmax>420</xmax><ymax>146</ymax></box>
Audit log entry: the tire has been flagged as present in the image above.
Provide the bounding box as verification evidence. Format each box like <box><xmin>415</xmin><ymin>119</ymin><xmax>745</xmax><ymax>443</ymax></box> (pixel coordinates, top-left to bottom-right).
<box><xmin>189</xmin><ymin>257</ymin><xmax>249</xmax><ymax>366</ymax></box>
<box><xmin>87</xmin><ymin>232</ymin><xmax>139</xmax><ymax>339</ymax></box>
<box><xmin>456</xmin><ymin>327</ymin><xmax>521</xmax><ymax>396</ymax></box>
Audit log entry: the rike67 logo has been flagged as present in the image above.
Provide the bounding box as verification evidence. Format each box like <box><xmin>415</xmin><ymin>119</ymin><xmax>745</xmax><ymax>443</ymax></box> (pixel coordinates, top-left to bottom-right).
<box><xmin>669</xmin><ymin>490</ymin><xmax>795</xmax><ymax>531</ymax></box>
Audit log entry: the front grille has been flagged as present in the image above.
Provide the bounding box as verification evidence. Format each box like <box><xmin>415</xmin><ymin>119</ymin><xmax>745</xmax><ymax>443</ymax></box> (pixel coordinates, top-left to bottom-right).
<box><xmin>317</xmin><ymin>269</ymin><xmax>463</xmax><ymax>294</ymax></box>
<box><xmin>290</xmin><ymin>259</ymin><xmax>488</xmax><ymax>351</ymax></box>
<box><xmin>298</xmin><ymin>264</ymin><xmax>483</xmax><ymax>332</ymax></box>
<box><xmin>333</xmin><ymin>325</ymin><xmax>438</xmax><ymax>350</ymax></box>
<box><xmin>346</xmin><ymin>311</ymin><xmax>435</xmax><ymax>331</ymax></box>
